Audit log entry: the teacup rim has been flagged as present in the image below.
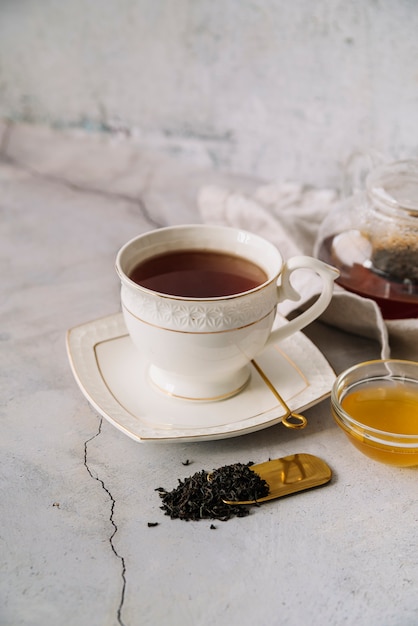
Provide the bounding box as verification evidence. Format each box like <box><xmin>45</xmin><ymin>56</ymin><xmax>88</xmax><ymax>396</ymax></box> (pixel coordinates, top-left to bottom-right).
<box><xmin>115</xmin><ymin>223</ymin><xmax>283</xmax><ymax>301</ymax></box>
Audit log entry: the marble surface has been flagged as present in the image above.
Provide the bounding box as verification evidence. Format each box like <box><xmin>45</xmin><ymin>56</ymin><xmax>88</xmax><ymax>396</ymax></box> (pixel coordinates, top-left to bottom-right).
<box><xmin>1</xmin><ymin>122</ymin><xmax>417</xmax><ymax>626</ymax></box>
<box><xmin>2</xmin><ymin>2</ymin><xmax>418</xmax><ymax>187</ymax></box>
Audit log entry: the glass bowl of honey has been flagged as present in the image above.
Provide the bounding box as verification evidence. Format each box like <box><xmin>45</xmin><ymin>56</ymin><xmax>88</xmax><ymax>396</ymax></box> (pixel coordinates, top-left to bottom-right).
<box><xmin>331</xmin><ymin>360</ymin><xmax>418</xmax><ymax>467</ymax></box>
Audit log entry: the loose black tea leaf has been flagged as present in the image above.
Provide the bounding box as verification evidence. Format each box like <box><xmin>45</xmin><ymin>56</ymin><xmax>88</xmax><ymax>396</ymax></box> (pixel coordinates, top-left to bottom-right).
<box><xmin>147</xmin><ymin>522</ymin><xmax>159</xmax><ymax>527</ymax></box>
<box><xmin>156</xmin><ymin>462</ymin><xmax>269</xmax><ymax>522</ymax></box>
<box><xmin>181</xmin><ymin>459</ymin><xmax>191</xmax><ymax>466</ymax></box>
<box><xmin>210</xmin><ymin>524</ymin><xmax>217</xmax><ymax>530</ymax></box>
<box><xmin>372</xmin><ymin>243</ymin><xmax>418</xmax><ymax>283</ymax></box>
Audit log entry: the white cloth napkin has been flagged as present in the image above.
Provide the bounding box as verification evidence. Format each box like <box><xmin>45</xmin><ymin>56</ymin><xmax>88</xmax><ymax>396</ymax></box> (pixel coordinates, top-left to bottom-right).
<box><xmin>198</xmin><ymin>183</ymin><xmax>418</xmax><ymax>361</ymax></box>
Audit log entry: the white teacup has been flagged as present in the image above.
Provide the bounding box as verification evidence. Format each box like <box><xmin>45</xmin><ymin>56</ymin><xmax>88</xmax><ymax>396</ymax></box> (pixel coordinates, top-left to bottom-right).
<box><xmin>116</xmin><ymin>224</ymin><xmax>338</xmax><ymax>401</ymax></box>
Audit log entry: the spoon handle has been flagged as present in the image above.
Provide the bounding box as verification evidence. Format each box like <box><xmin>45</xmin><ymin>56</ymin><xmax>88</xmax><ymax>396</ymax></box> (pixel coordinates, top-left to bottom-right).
<box><xmin>251</xmin><ymin>359</ymin><xmax>308</xmax><ymax>429</ymax></box>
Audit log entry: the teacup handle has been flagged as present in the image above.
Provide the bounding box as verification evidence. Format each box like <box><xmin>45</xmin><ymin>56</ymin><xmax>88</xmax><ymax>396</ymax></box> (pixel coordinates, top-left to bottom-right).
<box><xmin>267</xmin><ymin>256</ymin><xmax>339</xmax><ymax>346</ymax></box>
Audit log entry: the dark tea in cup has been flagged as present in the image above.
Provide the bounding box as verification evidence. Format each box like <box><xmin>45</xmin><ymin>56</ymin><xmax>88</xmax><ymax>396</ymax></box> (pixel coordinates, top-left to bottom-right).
<box><xmin>128</xmin><ymin>249</ymin><xmax>268</xmax><ymax>298</ymax></box>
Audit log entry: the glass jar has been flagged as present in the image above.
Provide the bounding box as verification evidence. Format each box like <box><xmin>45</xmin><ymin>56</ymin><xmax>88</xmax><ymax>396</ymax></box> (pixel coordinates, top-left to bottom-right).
<box><xmin>316</xmin><ymin>159</ymin><xmax>418</xmax><ymax>319</ymax></box>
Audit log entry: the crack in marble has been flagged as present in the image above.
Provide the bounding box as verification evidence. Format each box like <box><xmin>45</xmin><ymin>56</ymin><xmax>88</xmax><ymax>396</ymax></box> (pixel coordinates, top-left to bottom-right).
<box><xmin>0</xmin><ymin>121</ymin><xmax>163</xmax><ymax>229</ymax></box>
<box><xmin>84</xmin><ymin>418</ymin><xmax>127</xmax><ymax>626</ymax></box>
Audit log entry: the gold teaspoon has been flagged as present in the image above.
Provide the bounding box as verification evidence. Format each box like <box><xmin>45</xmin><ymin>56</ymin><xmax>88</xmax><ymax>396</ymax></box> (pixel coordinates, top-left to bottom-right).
<box><xmin>223</xmin><ymin>453</ymin><xmax>332</xmax><ymax>505</ymax></box>
<box><xmin>251</xmin><ymin>359</ymin><xmax>308</xmax><ymax>429</ymax></box>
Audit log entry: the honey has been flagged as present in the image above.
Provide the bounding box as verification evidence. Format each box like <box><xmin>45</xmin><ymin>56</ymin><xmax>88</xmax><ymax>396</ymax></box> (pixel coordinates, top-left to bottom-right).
<box><xmin>337</xmin><ymin>382</ymin><xmax>418</xmax><ymax>466</ymax></box>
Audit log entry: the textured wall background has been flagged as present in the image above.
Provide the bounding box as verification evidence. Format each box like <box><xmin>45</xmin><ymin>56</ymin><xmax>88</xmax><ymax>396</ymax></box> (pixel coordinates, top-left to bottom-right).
<box><xmin>1</xmin><ymin>0</ymin><xmax>417</xmax><ymax>187</ymax></box>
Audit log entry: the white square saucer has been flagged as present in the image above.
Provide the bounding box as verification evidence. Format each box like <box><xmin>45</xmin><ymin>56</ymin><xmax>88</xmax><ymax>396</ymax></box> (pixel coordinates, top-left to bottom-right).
<box><xmin>66</xmin><ymin>313</ymin><xmax>335</xmax><ymax>443</ymax></box>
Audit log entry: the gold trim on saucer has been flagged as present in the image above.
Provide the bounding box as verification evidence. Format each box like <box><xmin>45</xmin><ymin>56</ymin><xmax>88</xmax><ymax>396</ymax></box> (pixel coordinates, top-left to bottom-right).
<box><xmin>66</xmin><ymin>312</ymin><xmax>336</xmax><ymax>442</ymax></box>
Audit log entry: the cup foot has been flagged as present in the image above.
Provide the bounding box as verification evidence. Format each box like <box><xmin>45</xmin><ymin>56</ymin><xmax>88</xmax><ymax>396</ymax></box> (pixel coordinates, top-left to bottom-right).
<box><xmin>148</xmin><ymin>365</ymin><xmax>251</xmax><ymax>402</ymax></box>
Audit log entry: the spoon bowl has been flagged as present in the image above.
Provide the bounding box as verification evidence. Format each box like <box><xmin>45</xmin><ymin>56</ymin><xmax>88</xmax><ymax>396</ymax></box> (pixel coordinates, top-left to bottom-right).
<box><xmin>222</xmin><ymin>453</ymin><xmax>332</xmax><ymax>505</ymax></box>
